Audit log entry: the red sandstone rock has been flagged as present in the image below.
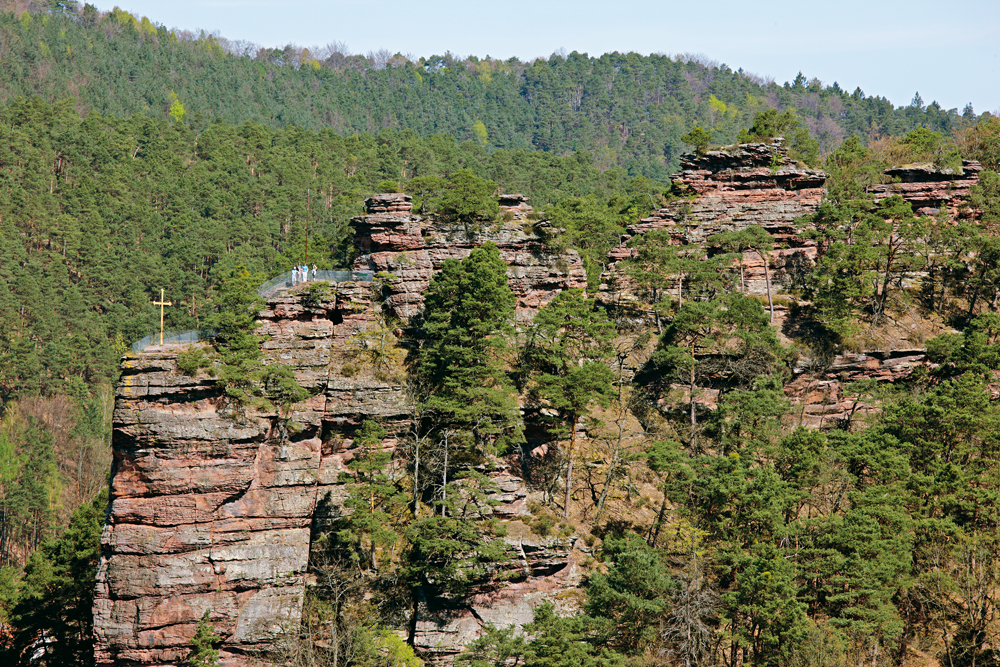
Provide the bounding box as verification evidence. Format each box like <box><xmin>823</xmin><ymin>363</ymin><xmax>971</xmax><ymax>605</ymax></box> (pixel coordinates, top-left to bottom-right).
<box><xmin>351</xmin><ymin>194</ymin><xmax>587</xmax><ymax>320</ymax></box>
<box><xmin>96</xmin><ymin>285</ymin><xmax>558</xmax><ymax>667</ymax></box>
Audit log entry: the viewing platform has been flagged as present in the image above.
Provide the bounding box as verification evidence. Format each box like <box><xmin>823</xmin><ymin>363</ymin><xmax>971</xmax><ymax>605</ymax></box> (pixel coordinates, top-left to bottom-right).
<box><xmin>130</xmin><ymin>269</ymin><xmax>374</xmax><ymax>354</ymax></box>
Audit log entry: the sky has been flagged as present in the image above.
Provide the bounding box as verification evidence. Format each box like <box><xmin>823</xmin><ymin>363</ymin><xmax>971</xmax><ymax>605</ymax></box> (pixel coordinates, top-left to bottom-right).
<box><xmin>96</xmin><ymin>0</ymin><xmax>1000</xmax><ymax>115</ymax></box>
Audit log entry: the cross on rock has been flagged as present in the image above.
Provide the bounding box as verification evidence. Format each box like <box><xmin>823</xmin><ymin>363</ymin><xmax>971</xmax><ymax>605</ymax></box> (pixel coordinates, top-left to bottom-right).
<box><xmin>153</xmin><ymin>289</ymin><xmax>172</xmax><ymax>346</ymax></box>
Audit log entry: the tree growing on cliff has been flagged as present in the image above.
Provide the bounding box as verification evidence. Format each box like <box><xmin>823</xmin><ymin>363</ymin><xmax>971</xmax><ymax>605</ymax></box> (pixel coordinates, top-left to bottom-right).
<box><xmin>653</xmin><ymin>294</ymin><xmax>784</xmax><ymax>448</ymax></box>
<box><xmin>337</xmin><ymin>420</ymin><xmax>406</xmax><ymax>571</ymax></box>
<box><xmin>708</xmin><ymin>227</ymin><xmax>776</xmax><ymax>323</ymax></box>
<box><xmin>681</xmin><ymin>126</ymin><xmax>713</xmax><ymax>154</ymax></box>
<box><xmin>404</xmin><ymin>469</ymin><xmax>510</xmax><ymax>598</ymax></box>
<box><xmin>738</xmin><ymin>109</ymin><xmax>819</xmax><ymax>166</ymax></box>
<box><xmin>205</xmin><ymin>266</ymin><xmax>309</xmax><ymax>417</ymax></box>
<box><xmin>522</xmin><ymin>289</ymin><xmax>615</xmax><ymax>518</ymax></box>
<box><xmin>419</xmin><ymin>242</ymin><xmax>521</xmax><ymax>460</ymax></box>
<box><xmin>625</xmin><ymin>231</ymin><xmax>721</xmax><ymax>333</ymax></box>
<box><xmin>187</xmin><ymin>610</ymin><xmax>221</xmax><ymax>667</ymax></box>
<box><xmin>433</xmin><ymin>169</ymin><xmax>500</xmax><ymax>237</ymax></box>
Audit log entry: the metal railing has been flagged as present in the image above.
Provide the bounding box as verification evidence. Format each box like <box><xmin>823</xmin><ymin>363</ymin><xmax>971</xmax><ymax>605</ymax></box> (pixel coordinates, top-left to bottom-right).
<box><xmin>130</xmin><ymin>270</ymin><xmax>374</xmax><ymax>354</ymax></box>
<box><xmin>257</xmin><ymin>270</ymin><xmax>374</xmax><ymax>298</ymax></box>
<box><xmin>131</xmin><ymin>329</ymin><xmax>209</xmax><ymax>354</ymax></box>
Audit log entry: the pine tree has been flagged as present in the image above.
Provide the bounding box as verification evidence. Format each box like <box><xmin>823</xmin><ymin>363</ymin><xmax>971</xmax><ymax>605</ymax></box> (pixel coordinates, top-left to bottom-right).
<box><xmin>337</xmin><ymin>420</ymin><xmax>404</xmax><ymax>570</ymax></box>
<box><xmin>187</xmin><ymin>609</ymin><xmax>221</xmax><ymax>667</ymax></box>
<box><xmin>523</xmin><ymin>289</ymin><xmax>615</xmax><ymax>517</ymax></box>
<box><xmin>420</xmin><ymin>242</ymin><xmax>521</xmax><ymax>457</ymax></box>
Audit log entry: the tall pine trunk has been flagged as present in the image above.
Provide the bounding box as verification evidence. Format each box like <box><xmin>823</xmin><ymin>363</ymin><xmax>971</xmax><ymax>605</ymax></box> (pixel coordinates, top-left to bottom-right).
<box><xmin>563</xmin><ymin>421</ymin><xmax>576</xmax><ymax>519</ymax></box>
<box><xmin>755</xmin><ymin>248</ymin><xmax>774</xmax><ymax>324</ymax></box>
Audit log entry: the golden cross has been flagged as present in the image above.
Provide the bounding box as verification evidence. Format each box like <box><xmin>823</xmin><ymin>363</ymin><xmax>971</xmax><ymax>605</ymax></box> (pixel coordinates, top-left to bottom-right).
<box><xmin>152</xmin><ymin>289</ymin><xmax>172</xmax><ymax>346</ymax></box>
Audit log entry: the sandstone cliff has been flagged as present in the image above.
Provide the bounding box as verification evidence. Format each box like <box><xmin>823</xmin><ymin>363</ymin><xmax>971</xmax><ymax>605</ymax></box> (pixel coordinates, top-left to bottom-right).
<box><xmin>604</xmin><ymin>140</ymin><xmax>826</xmax><ymax>297</ymax></box>
<box><xmin>95</xmin><ymin>146</ymin><xmax>984</xmax><ymax>665</ymax></box>
<box><xmin>94</xmin><ymin>210</ymin><xmax>586</xmax><ymax>665</ymax></box>
<box><xmin>351</xmin><ymin>193</ymin><xmax>587</xmax><ymax>320</ymax></box>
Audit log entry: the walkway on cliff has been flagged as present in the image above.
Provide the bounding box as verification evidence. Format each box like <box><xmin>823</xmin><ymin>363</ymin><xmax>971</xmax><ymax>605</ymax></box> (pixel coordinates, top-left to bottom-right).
<box><xmin>130</xmin><ymin>269</ymin><xmax>374</xmax><ymax>354</ymax></box>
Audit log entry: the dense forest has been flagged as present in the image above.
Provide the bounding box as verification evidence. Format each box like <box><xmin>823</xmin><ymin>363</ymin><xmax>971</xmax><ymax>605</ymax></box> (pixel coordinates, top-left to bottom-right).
<box><xmin>0</xmin><ymin>1</ymin><xmax>979</xmax><ymax>179</ymax></box>
<box><xmin>1</xmin><ymin>1</ymin><xmax>1000</xmax><ymax>666</ymax></box>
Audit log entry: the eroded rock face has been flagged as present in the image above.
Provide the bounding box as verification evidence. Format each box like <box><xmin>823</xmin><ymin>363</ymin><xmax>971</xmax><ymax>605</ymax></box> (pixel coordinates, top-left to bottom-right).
<box><xmin>96</xmin><ymin>158</ymin><xmax>985</xmax><ymax>665</ymax></box>
<box><xmin>351</xmin><ymin>194</ymin><xmax>588</xmax><ymax>320</ymax></box>
<box><xmin>93</xmin><ymin>284</ymin><xmax>407</xmax><ymax>667</ymax></box>
<box><xmin>872</xmin><ymin>161</ymin><xmax>982</xmax><ymax>217</ymax></box>
<box><xmin>604</xmin><ymin>141</ymin><xmax>826</xmax><ymax>297</ymax></box>
<box><xmin>95</xmin><ymin>279</ymin><xmax>578</xmax><ymax>666</ymax></box>
<box><xmin>604</xmin><ymin>143</ymin><xmax>983</xmax><ymax>299</ymax></box>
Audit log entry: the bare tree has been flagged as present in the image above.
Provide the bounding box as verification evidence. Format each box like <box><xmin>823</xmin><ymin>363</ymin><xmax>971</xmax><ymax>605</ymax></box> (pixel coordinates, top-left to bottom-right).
<box><xmin>366</xmin><ymin>48</ymin><xmax>392</xmax><ymax>71</ymax></box>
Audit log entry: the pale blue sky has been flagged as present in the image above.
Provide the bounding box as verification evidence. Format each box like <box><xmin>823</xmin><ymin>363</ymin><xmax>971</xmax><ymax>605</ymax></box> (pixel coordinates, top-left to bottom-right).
<box><xmin>97</xmin><ymin>0</ymin><xmax>1000</xmax><ymax>114</ymax></box>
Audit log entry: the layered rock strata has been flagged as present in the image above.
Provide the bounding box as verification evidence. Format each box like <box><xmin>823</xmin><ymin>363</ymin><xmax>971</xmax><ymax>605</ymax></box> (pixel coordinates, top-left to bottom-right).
<box><xmin>605</xmin><ymin>140</ymin><xmax>827</xmax><ymax>297</ymax></box>
<box><xmin>95</xmin><ymin>278</ymin><xmax>579</xmax><ymax>666</ymax></box>
<box><xmin>96</xmin><ymin>150</ymin><xmax>986</xmax><ymax>665</ymax></box>
<box><xmin>872</xmin><ymin>160</ymin><xmax>983</xmax><ymax>217</ymax></box>
<box><xmin>352</xmin><ymin>193</ymin><xmax>588</xmax><ymax>320</ymax></box>
<box><xmin>605</xmin><ymin>143</ymin><xmax>983</xmax><ymax>299</ymax></box>
<box><xmin>93</xmin><ymin>283</ymin><xmax>397</xmax><ymax>666</ymax></box>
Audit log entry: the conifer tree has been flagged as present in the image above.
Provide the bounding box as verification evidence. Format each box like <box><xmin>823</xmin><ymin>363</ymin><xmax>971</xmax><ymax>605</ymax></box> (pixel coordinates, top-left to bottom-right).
<box><xmin>419</xmin><ymin>242</ymin><xmax>521</xmax><ymax>457</ymax></box>
<box><xmin>337</xmin><ymin>420</ymin><xmax>404</xmax><ymax>570</ymax></box>
<box><xmin>187</xmin><ymin>609</ymin><xmax>221</xmax><ymax>667</ymax></box>
<box><xmin>523</xmin><ymin>289</ymin><xmax>615</xmax><ymax>517</ymax></box>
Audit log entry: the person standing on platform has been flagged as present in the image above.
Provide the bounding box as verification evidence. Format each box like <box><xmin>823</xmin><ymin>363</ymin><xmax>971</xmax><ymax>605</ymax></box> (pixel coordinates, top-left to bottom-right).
<box><xmin>292</xmin><ymin>265</ymin><xmax>299</xmax><ymax>286</ymax></box>
<box><xmin>311</xmin><ymin>264</ymin><xmax>318</xmax><ymax>281</ymax></box>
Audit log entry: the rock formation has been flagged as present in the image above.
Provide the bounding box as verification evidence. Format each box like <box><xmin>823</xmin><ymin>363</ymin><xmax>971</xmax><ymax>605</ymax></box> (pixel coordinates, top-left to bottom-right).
<box><xmin>605</xmin><ymin>140</ymin><xmax>827</xmax><ymax>296</ymax></box>
<box><xmin>605</xmin><ymin>142</ymin><xmax>982</xmax><ymax>298</ymax></box>
<box><xmin>872</xmin><ymin>160</ymin><xmax>982</xmax><ymax>217</ymax></box>
<box><xmin>95</xmin><ymin>147</ymin><xmax>985</xmax><ymax>665</ymax></box>
<box><xmin>95</xmin><ymin>211</ymin><xmax>586</xmax><ymax>665</ymax></box>
<box><xmin>351</xmin><ymin>193</ymin><xmax>587</xmax><ymax>320</ymax></box>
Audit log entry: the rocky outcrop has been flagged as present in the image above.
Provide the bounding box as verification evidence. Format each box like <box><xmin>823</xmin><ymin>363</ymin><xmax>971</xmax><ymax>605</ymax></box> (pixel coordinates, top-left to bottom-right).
<box><xmin>652</xmin><ymin>348</ymin><xmax>931</xmax><ymax>430</ymax></box>
<box><xmin>604</xmin><ymin>143</ymin><xmax>983</xmax><ymax>299</ymax></box>
<box><xmin>96</xmin><ymin>149</ymin><xmax>985</xmax><ymax>665</ymax></box>
<box><xmin>872</xmin><ymin>160</ymin><xmax>982</xmax><ymax>217</ymax></box>
<box><xmin>413</xmin><ymin>534</ymin><xmax>581</xmax><ymax>662</ymax></box>
<box><xmin>604</xmin><ymin>140</ymin><xmax>826</xmax><ymax>297</ymax></box>
<box><xmin>93</xmin><ymin>283</ymin><xmax>397</xmax><ymax>667</ymax></box>
<box><xmin>352</xmin><ymin>194</ymin><xmax>587</xmax><ymax>320</ymax></box>
<box><xmin>784</xmin><ymin>349</ymin><xmax>929</xmax><ymax>429</ymax></box>
<box><xmin>95</xmin><ymin>279</ymin><xmax>581</xmax><ymax>666</ymax></box>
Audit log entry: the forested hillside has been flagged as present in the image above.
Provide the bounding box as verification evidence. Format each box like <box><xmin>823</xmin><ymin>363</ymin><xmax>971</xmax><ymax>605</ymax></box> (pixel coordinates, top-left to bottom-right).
<box><xmin>2</xmin><ymin>2</ymin><xmax>1000</xmax><ymax>666</ymax></box>
<box><xmin>0</xmin><ymin>2</ymin><xmax>977</xmax><ymax>179</ymax></box>
<box><xmin>0</xmin><ymin>93</ymin><xmax>666</xmax><ymax>586</ymax></box>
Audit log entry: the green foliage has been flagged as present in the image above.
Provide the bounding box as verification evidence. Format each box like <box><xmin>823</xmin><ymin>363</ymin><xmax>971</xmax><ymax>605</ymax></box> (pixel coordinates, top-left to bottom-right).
<box><xmin>168</xmin><ymin>90</ymin><xmax>185</xmax><ymax>124</ymax></box>
<box><xmin>523</xmin><ymin>289</ymin><xmax>615</xmax><ymax>515</ymax></box>
<box><xmin>720</xmin><ymin>542</ymin><xmax>809</xmax><ymax>665</ymax></box>
<box><xmin>459</xmin><ymin>622</ymin><xmax>527</xmax><ymax>667</ymax></box>
<box><xmin>807</xmin><ymin>195</ymin><xmax>929</xmax><ymax>331</ymax></box>
<box><xmin>968</xmin><ymin>169</ymin><xmax>1000</xmax><ymax>227</ymax></box>
<box><xmin>738</xmin><ymin>109</ymin><xmax>819</xmax><ymax>165</ymax></box>
<box><xmin>187</xmin><ymin>609</ymin><xmax>221</xmax><ymax>667</ymax></box>
<box><xmin>433</xmin><ymin>169</ymin><xmax>500</xmax><ymax>233</ymax></box>
<box><xmin>961</xmin><ymin>115</ymin><xmax>1000</xmax><ymax>171</ymax></box>
<box><xmin>521</xmin><ymin>602</ymin><xmax>627</xmax><ymax>667</ymax></box>
<box><xmin>203</xmin><ymin>266</ymin><xmax>308</xmax><ymax>413</ymax></box>
<box><xmin>204</xmin><ymin>266</ymin><xmax>267</xmax><ymax>408</ymax></box>
<box><xmin>585</xmin><ymin>535</ymin><xmax>676</xmax><ymax>651</ymax></box>
<box><xmin>0</xmin><ymin>9</ymin><xmax>968</xmax><ymax>178</ymax></box>
<box><xmin>405</xmin><ymin>470</ymin><xmax>510</xmax><ymax>598</ymax></box>
<box><xmin>901</xmin><ymin>127</ymin><xmax>962</xmax><ymax>171</ymax></box>
<box><xmin>176</xmin><ymin>347</ymin><xmax>211</xmax><ymax>377</ymax></box>
<box><xmin>681</xmin><ymin>125</ymin><xmax>713</xmax><ymax>153</ymax></box>
<box><xmin>337</xmin><ymin>421</ymin><xmax>405</xmax><ymax>569</ymax></box>
<box><xmin>420</xmin><ymin>242</ymin><xmax>521</xmax><ymax>456</ymax></box>
<box><xmin>2</xmin><ymin>489</ymin><xmax>106</xmax><ymax>667</ymax></box>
